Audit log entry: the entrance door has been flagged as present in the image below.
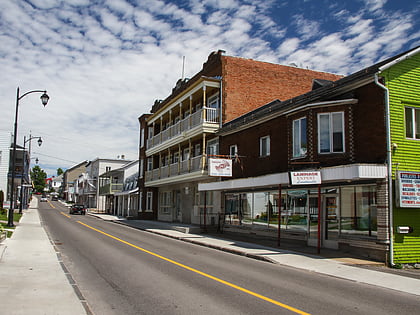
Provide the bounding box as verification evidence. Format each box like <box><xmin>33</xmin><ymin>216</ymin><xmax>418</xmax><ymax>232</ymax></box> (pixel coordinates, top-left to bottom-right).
<box><xmin>174</xmin><ymin>190</ymin><xmax>181</xmax><ymax>222</ymax></box>
<box><xmin>323</xmin><ymin>194</ymin><xmax>339</xmax><ymax>249</ymax></box>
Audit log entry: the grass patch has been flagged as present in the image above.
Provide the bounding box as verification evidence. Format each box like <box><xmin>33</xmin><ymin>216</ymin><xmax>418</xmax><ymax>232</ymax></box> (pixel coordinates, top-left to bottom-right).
<box><xmin>0</xmin><ymin>211</ymin><xmax>22</xmax><ymax>223</ymax></box>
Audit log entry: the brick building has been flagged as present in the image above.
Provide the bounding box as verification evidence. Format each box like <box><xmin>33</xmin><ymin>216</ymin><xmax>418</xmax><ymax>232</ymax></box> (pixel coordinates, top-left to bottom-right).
<box><xmin>199</xmin><ymin>47</ymin><xmax>419</xmax><ymax>262</ymax></box>
<box><xmin>139</xmin><ymin>50</ymin><xmax>342</xmax><ymax>224</ymax></box>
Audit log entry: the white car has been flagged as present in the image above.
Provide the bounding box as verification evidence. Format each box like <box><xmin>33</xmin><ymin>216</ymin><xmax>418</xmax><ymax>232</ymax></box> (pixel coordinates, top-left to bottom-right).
<box><xmin>40</xmin><ymin>197</ymin><xmax>48</xmax><ymax>202</ymax></box>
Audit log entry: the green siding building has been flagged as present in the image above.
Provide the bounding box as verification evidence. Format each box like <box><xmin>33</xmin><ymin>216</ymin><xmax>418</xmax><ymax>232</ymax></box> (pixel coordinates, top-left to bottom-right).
<box><xmin>380</xmin><ymin>47</ymin><xmax>420</xmax><ymax>264</ymax></box>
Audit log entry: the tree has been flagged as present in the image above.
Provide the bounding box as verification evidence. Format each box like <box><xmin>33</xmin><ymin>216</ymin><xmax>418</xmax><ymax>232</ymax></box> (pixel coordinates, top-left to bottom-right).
<box><xmin>31</xmin><ymin>165</ymin><xmax>47</xmax><ymax>194</ymax></box>
<box><xmin>57</xmin><ymin>168</ymin><xmax>64</xmax><ymax>176</ymax></box>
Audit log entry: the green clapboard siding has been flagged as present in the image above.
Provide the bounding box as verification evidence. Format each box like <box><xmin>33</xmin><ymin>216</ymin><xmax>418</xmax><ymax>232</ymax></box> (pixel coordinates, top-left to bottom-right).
<box><xmin>382</xmin><ymin>51</ymin><xmax>420</xmax><ymax>264</ymax></box>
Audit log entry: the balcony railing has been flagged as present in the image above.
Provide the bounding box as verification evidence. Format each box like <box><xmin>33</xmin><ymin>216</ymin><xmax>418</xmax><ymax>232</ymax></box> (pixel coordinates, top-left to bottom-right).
<box><xmin>99</xmin><ymin>183</ymin><xmax>123</xmax><ymax>195</ymax></box>
<box><xmin>145</xmin><ymin>155</ymin><xmax>205</xmax><ymax>183</ymax></box>
<box><xmin>147</xmin><ymin>107</ymin><xmax>219</xmax><ymax>150</ymax></box>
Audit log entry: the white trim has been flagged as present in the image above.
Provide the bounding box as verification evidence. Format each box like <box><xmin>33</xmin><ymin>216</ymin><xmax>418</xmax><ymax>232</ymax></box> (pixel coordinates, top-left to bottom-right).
<box><xmin>198</xmin><ymin>164</ymin><xmax>387</xmax><ymax>191</ymax></box>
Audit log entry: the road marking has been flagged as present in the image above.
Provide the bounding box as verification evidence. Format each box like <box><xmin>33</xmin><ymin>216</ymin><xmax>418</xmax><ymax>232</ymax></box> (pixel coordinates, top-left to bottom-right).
<box><xmin>77</xmin><ymin>221</ymin><xmax>311</xmax><ymax>315</ymax></box>
<box><xmin>61</xmin><ymin>212</ymin><xmax>71</xmax><ymax>218</ymax></box>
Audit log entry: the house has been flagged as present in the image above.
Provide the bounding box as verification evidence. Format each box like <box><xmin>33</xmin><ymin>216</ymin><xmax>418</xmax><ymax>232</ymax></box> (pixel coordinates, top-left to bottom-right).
<box><xmin>98</xmin><ymin>159</ymin><xmax>139</xmax><ymax>217</ymax></box>
<box><xmin>379</xmin><ymin>47</ymin><xmax>420</xmax><ymax>264</ymax></box>
<box><xmin>199</xmin><ymin>47</ymin><xmax>419</xmax><ymax>263</ymax></box>
<box><xmin>140</xmin><ymin>50</ymin><xmax>342</xmax><ymax>225</ymax></box>
<box><xmin>63</xmin><ymin>161</ymin><xmax>87</xmax><ymax>203</ymax></box>
<box><xmin>78</xmin><ymin>157</ymin><xmax>132</xmax><ymax>210</ymax></box>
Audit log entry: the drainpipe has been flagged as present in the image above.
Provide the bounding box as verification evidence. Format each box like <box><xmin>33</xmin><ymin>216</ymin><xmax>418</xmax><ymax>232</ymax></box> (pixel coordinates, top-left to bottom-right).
<box><xmin>374</xmin><ymin>73</ymin><xmax>394</xmax><ymax>266</ymax></box>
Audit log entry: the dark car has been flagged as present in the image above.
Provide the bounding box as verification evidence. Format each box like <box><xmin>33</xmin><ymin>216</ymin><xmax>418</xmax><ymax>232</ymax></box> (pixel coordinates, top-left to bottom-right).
<box><xmin>51</xmin><ymin>195</ymin><xmax>58</xmax><ymax>201</ymax></box>
<box><xmin>69</xmin><ymin>204</ymin><xmax>86</xmax><ymax>215</ymax></box>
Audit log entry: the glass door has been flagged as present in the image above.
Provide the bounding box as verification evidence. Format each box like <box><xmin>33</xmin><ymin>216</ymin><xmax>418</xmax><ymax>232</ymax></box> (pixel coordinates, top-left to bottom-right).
<box><xmin>323</xmin><ymin>194</ymin><xmax>339</xmax><ymax>249</ymax></box>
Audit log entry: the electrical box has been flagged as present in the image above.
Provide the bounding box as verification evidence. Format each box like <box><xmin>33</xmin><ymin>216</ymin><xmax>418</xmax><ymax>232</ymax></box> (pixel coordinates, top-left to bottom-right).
<box><xmin>397</xmin><ymin>226</ymin><xmax>413</xmax><ymax>234</ymax></box>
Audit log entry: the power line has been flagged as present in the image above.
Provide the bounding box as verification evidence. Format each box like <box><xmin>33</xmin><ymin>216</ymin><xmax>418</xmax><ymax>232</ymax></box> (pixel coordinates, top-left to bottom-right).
<box><xmin>32</xmin><ymin>151</ymin><xmax>78</xmax><ymax>164</ymax></box>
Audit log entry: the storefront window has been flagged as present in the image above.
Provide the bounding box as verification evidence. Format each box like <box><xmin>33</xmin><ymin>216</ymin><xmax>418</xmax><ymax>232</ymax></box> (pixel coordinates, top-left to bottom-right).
<box><xmin>340</xmin><ymin>186</ymin><xmax>377</xmax><ymax>236</ymax></box>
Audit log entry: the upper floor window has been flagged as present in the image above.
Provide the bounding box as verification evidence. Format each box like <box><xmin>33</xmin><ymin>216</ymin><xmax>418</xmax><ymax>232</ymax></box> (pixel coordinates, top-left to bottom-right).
<box><xmin>207</xmin><ymin>94</ymin><xmax>219</xmax><ymax>109</ymax></box>
<box><xmin>405</xmin><ymin>107</ymin><xmax>420</xmax><ymax>139</ymax></box>
<box><xmin>318</xmin><ymin>112</ymin><xmax>344</xmax><ymax>153</ymax></box>
<box><xmin>140</xmin><ymin>128</ymin><xmax>145</xmax><ymax>148</ymax></box>
<box><xmin>293</xmin><ymin>117</ymin><xmax>307</xmax><ymax>158</ymax></box>
<box><xmin>147</xmin><ymin>157</ymin><xmax>153</xmax><ymax>171</ymax></box>
<box><xmin>260</xmin><ymin>136</ymin><xmax>270</xmax><ymax>157</ymax></box>
<box><xmin>229</xmin><ymin>145</ymin><xmax>238</xmax><ymax>158</ymax></box>
<box><xmin>194</xmin><ymin>143</ymin><xmax>201</xmax><ymax>157</ymax></box>
<box><xmin>207</xmin><ymin>139</ymin><xmax>219</xmax><ymax>157</ymax></box>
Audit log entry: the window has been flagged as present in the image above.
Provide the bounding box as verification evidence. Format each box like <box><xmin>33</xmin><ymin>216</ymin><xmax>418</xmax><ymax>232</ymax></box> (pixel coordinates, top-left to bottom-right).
<box><xmin>173</xmin><ymin>152</ymin><xmax>179</xmax><ymax>164</ymax></box>
<box><xmin>259</xmin><ymin>136</ymin><xmax>270</xmax><ymax>157</ymax></box>
<box><xmin>194</xmin><ymin>144</ymin><xmax>201</xmax><ymax>157</ymax></box>
<box><xmin>207</xmin><ymin>94</ymin><xmax>219</xmax><ymax>109</ymax></box>
<box><xmin>140</xmin><ymin>128</ymin><xmax>144</xmax><ymax>148</ymax></box>
<box><xmin>139</xmin><ymin>159</ymin><xmax>144</xmax><ymax>177</ymax></box>
<box><xmin>147</xmin><ymin>157</ymin><xmax>153</xmax><ymax>171</ymax></box>
<box><xmin>160</xmin><ymin>191</ymin><xmax>172</xmax><ymax>214</ymax></box>
<box><xmin>293</xmin><ymin>117</ymin><xmax>307</xmax><ymax>158</ymax></box>
<box><xmin>207</xmin><ymin>139</ymin><xmax>219</xmax><ymax>157</ymax></box>
<box><xmin>146</xmin><ymin>191</ymin><xmax>153</xmax><ymax>210</ymax></box>
<box><xmin>183</xmin><ymin>148</ymin><xmax>190</xmax><ymax>161</ymax></box>
<box><xmin>405</xmin><ymin>107</ymin><xmax>420</xmax><ymax>139</ymax></box>
<box><xmin>148</xmin><ymin>126</ymin><xmax>154</xmax><ymax>138</ymax></box>
<box><xmin>229</xmin><ymin>145</ymin><xmax>238</xmax><ymax>158</ymax></box>
<box><xmin>318</xmin><ymin>112</ymin><xmax>344</xmax><ymax>153</ymax></box>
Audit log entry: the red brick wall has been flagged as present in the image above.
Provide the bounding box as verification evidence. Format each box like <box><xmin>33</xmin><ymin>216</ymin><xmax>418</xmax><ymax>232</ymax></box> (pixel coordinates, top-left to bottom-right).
<box><xmin>221</xmin><ymin>56</ymin><xmax>343</xmax><ymax>122</ymax></box>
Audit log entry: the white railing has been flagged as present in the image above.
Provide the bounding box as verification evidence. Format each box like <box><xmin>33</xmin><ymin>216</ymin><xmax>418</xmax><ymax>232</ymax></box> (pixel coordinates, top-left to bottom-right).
<box><xmin>145</xmin><ymin>155</ymin><xmax>205</xmax><ymax>183</ymax></box>
<box><xmin>146</xmin><ymin>108</ymin><xmax>219</xmax><ymax>150</ymax></box>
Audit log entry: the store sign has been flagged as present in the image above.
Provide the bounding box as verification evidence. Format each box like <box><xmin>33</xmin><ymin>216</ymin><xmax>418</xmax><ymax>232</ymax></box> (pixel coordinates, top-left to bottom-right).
<box><xmin>397</xmin><ymin>171</ymin><xmax>420</xmax><ymax>208</ymax></box>
<box><xmin>209</xmin><ymin>158</ymin><xmax>232</xmax><ymax>177</ymax></box>
<box><xmin>290</xmin><ymin>171</ymin><xmax>321</xmax><ymax>185</ymax></box>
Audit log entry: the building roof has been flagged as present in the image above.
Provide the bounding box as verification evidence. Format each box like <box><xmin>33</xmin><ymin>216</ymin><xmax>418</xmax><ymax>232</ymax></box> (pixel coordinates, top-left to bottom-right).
<box><xmin>219</xmin><ymin>46</ymin><xmax>420</xmax><ymax>135</ymax></box>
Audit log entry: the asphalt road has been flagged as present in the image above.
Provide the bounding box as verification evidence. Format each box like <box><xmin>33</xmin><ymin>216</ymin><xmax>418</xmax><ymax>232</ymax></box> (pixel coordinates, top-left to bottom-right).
<box><xmin>38</xmin><ymin>200</ymin><xmax>419</xmax><ymax>315</ymax></box>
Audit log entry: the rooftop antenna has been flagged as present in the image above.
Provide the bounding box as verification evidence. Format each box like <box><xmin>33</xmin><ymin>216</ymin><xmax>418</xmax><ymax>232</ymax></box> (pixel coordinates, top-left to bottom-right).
<box><xmin>181</xmin><ymin>55</ymin><xmax>185</xmax><ymax>80</ymax></box>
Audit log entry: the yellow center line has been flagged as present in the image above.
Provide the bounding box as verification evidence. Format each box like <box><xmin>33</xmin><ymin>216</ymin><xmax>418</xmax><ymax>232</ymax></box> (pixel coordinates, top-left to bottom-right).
<box><xmin>61</xmin><ymin>212</ymin><xmax>71</xmax><ymax>218</ymax></box>
<box><xmin>77</xmin><ymin>220</ymin><xmax>311</xmax><ymax>315</ymax></box>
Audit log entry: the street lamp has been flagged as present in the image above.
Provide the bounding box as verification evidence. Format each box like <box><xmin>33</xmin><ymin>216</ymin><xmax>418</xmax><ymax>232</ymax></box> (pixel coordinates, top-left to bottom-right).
<box><xmin>19</xmin><ymin>135</ymin><xmax>43</xmax><ymax>214</ymax></box>
<box><xmin>8</xmin><ymin>88</ymin><xmax>49</xmax><ymax>227</ymax></box>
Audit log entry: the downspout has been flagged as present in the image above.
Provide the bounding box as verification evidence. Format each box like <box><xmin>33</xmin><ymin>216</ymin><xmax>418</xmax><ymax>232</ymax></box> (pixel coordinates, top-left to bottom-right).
<box><xmin>374</xmin><ymin>73</ymin><xmax>395</xmax><ymax>266</ymax></box>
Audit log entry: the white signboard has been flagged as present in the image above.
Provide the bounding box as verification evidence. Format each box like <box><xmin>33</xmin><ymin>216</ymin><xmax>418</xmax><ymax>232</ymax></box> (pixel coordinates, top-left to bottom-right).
<box><xmin>397</xmin><ymin>171</ymin><xmax>420</xmax><ymax>208</ymax></box>
<box><xmin>290</xmin><ymin>171</ymin><xmax>321</xmax><ymax>185</ymax></box>
<box><xmin>209</xmin><ymin>158</ymin><xmax>232</xmax><ymax>177</ymax></box>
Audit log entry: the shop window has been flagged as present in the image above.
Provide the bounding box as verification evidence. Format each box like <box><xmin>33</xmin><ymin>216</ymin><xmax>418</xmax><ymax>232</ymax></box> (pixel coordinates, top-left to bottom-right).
<box><xmin>340</xmin><ymin>186</ymin><xmax>377</xmax><ymax>236</ymax></box>
<box><xmin>405</xmin><ymin>107</ymin><xmax>420</xmax><ymax>139</ymax></box>
<box><xmin>293</xmin><ymin>117</ymin><xmax>307</xmax><ymax>158</ymax></box>
<box><xmin>259</xmin><ymin>136</ymin><xmax>270</xmax><ymax>157</ymax></box>
<box><xmin>318</xmin><ymin>112</ymin><xmax>344</xmax><ymax>153</ymax></box>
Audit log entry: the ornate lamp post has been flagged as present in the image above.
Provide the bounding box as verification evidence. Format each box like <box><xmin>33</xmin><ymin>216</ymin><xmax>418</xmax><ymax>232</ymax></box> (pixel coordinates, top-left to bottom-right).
<box><xmin>19</xmin><ymin>135</ymin><xmax>43</xmax><ymax>214</ymax></box>
<box><xmin>7</xmin><ymin>88</ymin><xmax>49</xmax><ymax>227</ymax></box>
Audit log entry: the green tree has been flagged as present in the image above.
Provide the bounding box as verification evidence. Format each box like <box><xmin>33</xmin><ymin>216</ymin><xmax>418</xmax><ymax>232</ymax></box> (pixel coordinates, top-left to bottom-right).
<box><xmin>57</xmin><ymin>168</ymin><xmax>64</xmax><ymax>176</ymax></box>
<box><xmin>31</xmin><ymin>165</ymin><xmax>47</xmax><ymax>194</ymax></box>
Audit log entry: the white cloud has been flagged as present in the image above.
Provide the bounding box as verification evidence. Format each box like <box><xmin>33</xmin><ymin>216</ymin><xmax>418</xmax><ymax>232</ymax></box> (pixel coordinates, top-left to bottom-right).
<box><xmin>0</xmin><ymin>0</ymin><xmax>417</xmax><ymax>176</ymax></box>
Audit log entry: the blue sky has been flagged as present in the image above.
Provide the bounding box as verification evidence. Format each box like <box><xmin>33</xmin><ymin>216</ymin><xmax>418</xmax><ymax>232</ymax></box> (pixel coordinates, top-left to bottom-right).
<box><xmin>0</xmin><ymin>0</ymin><xmax>418</xmax><ymax>176</ymax></box>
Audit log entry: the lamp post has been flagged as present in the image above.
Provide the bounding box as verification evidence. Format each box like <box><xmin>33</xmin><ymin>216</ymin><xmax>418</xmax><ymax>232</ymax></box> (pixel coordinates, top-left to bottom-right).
<box><xmin>7</xmin><ymin>87</ymin><xmax>49</xmax><ymax>227</ymax></box>
<box><xmin>19</xmin><ymin>135</ymin><xmax>43</xmax><ymax>214</ymax></box>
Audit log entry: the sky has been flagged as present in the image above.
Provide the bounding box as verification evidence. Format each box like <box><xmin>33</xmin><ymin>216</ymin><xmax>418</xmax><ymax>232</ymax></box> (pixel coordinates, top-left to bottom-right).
<box><xmin>0</xmin><ymin>0</ymin><xmax>418</xmax><ymax>177</ymax></box>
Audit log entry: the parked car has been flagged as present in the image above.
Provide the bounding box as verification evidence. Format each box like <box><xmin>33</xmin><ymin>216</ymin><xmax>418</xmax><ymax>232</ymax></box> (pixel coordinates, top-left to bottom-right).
<box><xmin>51</xmin><ymin>195</ymin><xmax>58</xmax><ymax>201</ymax></box>
<box><xmin>40</xmin><ymin>196</ymin><xmax>48</xmax><ymax>202</ymax></box>
<box><xmin>69</xmin><ymin>204</ymin><xmax>86</xmax><ymax>215</ymax></box>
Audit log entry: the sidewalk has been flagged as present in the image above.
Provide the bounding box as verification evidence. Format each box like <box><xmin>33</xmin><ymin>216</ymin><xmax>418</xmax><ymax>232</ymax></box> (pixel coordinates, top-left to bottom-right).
<box><xmin>0</xmin><ymin>199</ymin><xmax>87</xmax><ymax>315</ymax></box>
<box><xmin>89</xmin><ymin>212</ymin><xmax>420</xmax><ymax>296</ymax></box>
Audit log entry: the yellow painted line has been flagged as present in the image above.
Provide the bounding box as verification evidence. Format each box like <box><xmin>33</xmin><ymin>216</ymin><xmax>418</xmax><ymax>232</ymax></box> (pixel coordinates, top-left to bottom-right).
<box><xmin>47</xmin><ymin>200</ymin><xmax>56</xmax><ymax>208</ymax></box>
<box><xmin>77</xmin><ymin>221</ymin><xmax>310</xmax><ymax>315</ymax></box>
<box><xmin>61</xmin><ymin>212</ymin><xmax>71</xmax><ymax>218</ymax></box>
